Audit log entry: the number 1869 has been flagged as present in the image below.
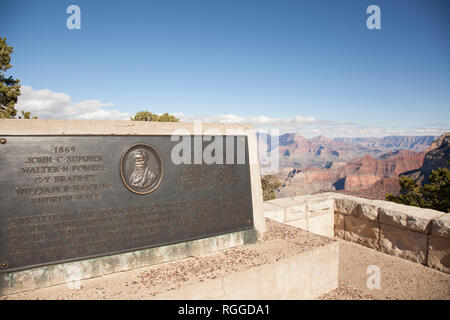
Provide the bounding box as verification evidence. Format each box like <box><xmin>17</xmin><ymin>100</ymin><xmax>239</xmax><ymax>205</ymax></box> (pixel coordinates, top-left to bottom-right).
<box><xmin>53</xmin><ymin>146</ymin><xmax>76</xmax><ymax>153</ymax></box>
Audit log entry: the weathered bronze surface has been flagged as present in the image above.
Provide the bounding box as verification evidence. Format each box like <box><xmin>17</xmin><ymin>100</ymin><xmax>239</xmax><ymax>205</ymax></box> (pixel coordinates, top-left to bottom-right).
<box><xmin>0</xmin><ymin>135</ymin><xmax>253</xmax><ymax>273</ymax></box>
<box><xmin>120</xmin><ymin>143</ymin><xmax>163</xmax><ymax>195</ymax></box>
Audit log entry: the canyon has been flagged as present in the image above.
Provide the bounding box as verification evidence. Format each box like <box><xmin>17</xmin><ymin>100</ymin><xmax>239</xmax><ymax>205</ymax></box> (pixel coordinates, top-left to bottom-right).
<box><xmin>258</xmin><ymin>133</ymin><xmax>436</xmax><ymax>170</ymax></box>
<box><xmin>259</xmin><ymin>133</ymin><xmax>449</xmax><ymax>200</ymax></box>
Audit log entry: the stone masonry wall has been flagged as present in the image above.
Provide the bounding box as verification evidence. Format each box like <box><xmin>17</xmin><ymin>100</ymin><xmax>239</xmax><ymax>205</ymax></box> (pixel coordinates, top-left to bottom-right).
<box><xmin>265</xmin><ymin>193</ymin><xmax>450</xmax><ymax>274</ymax></box>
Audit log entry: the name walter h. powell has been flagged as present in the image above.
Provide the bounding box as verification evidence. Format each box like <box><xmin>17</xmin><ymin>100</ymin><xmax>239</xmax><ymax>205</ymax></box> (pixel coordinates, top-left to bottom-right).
<box><xmin>130</xmin><ymin>150</ymin><xmax>156</xmax><ymax>188</ymax></box>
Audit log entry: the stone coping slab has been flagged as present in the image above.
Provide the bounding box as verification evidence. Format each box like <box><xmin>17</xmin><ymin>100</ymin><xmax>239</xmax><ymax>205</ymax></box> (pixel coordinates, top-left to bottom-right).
<box><xmin>430</xmin><ymin>214</ymin><xmax>450</xmax><ymax>240</ymax></box>
<box><xmin>279</xmin><ymin>193</ymin><xmax>446</xmax><ymax>233</ymax></box>
<box><xmin>376</xmin><ymin>201</ymin><xmax>444</xmax><ymax>233</ymax></box>
<box><xmin>0</xmin><ymin>119</ymin><xmax>255</xmax><ymax>135</ymax></box>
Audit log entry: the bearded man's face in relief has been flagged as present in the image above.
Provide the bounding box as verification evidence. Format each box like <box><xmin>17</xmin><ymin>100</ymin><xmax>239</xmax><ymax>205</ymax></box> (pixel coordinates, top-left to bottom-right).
<box><xmin>129</xmin><ymin>151</ymin><xmax>155</xmax><ymax>188</ymax></box>
<box><xmin>135</xmin><ymin>154</ymin><xmax>146</xmax><ymax>170</ymax></box>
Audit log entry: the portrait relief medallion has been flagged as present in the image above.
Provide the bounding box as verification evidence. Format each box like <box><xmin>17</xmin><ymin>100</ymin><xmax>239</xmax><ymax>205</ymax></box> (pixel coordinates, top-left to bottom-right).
<box><xmin>120</xmin><ymin>144</ymin><xmax>163</xmax><ymax>194</ymax></box>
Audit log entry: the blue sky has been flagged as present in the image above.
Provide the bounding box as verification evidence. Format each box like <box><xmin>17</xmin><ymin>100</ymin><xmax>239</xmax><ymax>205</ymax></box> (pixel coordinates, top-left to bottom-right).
<box><xmin>1</xmin><ymin>0</ymin><xmax>449</xmax><ymax>137</ymax></box>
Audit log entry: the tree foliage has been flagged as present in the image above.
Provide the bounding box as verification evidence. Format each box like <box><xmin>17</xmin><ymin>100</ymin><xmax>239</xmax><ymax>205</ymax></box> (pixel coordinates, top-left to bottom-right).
<box><xmin>386</xmin><ymin>160</ymin><xmax>450</xmax><ymax>213</ymax></box>
<box><xmin>131</xmin><ymin>111</ymin><xmax>179</xmax><ymax>122</ymax></box>
<box><xmin>0</xmin><ymin>37</ymin><xmax>21</xmax><ymax>118</ymax></box>
<box><xmin>261</xmin><ymin>175</ymin><xmax>282</xmax><ymax>201</ymax></box>
<box><xmin>0</xmin><ymin>37</ymin><xmax>35</xmax><ymax>119</ymax></box>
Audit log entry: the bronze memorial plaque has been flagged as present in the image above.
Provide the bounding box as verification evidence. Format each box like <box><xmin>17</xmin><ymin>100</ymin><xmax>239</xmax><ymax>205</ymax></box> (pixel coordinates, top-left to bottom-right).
<box><xmin>0</xmin><ymin>135</ymin><xmax>253</xmax><ymax>273</ymax></box>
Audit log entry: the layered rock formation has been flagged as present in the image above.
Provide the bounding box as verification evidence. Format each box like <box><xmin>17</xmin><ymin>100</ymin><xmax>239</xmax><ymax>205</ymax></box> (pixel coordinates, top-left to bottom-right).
<box><xmin>270</xmin><ymin>133</ymin><xmax>449</xmax><ymax>200</ymax></box>
<box><xmin>403</xmin><ymin>133</ymin><xmax>450</xmax><ymax>184</ymax></box>
<box><xmin>336</xmin><ymin>136</ymin><xmax>437</xmax><ymax>152</ymax></box>
<box><xmin>276</xmin><ymin>150</ymin><xmax>425</xmax><ymax>198</ymax></box>
<box><xmin>258</xmin><ymin>133</ymin><xmax>436</xmax><ymax>170</ymax></box>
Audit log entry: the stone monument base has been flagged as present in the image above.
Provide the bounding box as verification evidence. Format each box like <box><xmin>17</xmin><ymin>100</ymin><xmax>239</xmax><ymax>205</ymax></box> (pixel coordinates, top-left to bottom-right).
<box><xmin>1</xmin><ymin>220</ymin><xmax>338</xmax><ymax>299</ymax></box>
<box><xmin>0</xmin><ymin>229</ymin><xmax>257</xmax><ymax>297</ymax></box>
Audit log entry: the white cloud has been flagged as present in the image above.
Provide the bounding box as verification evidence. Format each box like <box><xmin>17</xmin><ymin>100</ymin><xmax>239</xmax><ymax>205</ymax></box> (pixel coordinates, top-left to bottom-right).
<box><xmin>175</xmin><ymin>113</ymin><xmax>448</xmax><ymax>138</ymax></box>
<box><xmin>175</xmin><ymin>113</ymin><xmax>319</xmax><ymax>127</ymax></box>
<box><xmin>16</xmin><ymin>86</ymin><xmax>130</xmax><ymax>120</ymax></box>
<box><xmin>15</xmin><ymin>86</ymin><xmax>449</xmax><ymax>138</ymax></box>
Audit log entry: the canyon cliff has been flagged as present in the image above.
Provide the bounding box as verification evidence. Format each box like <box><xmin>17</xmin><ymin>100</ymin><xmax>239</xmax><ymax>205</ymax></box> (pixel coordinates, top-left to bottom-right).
<box><xmin>276</xmin><ymin>150</ymin><xmax>425</xmax><ymax>198</ymax></box>
<box><xmin>402</xmin><ymin>132</ymin><xmax>450</xmax><ymax>184</ymax></box>
<box><xmin>258</xmin><ymin>133</ymin><xmax>436</xmax><ymax>170</ymax></box>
